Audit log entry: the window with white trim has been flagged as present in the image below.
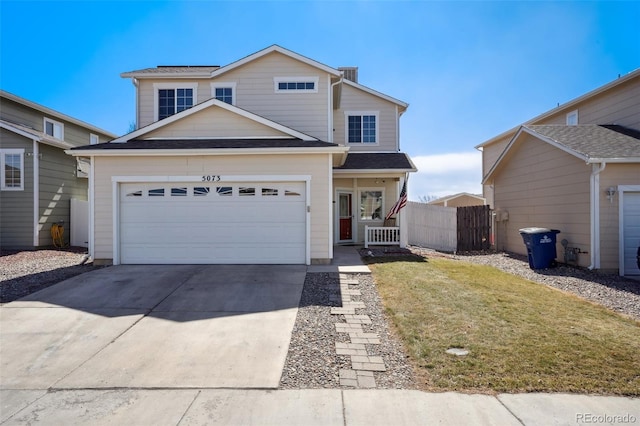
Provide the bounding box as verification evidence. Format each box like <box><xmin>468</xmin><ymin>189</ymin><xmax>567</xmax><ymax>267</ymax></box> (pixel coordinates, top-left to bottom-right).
<box><xmin>274</xmin><ymin>77</ymin><xmax>319</xmax><ymax>93</ymax></box>
<box><xmin>1</xmin><ymin>149</ymin><xmax>24</xmax><ymax>191</ymax></box>
<box><xmin>211</xmin><ymin>82</ymin><xmax>236</xmax><ymax>105</ymax></box>
<box><xmin>346</xmin><ymin>112</ymin><xmax>378</xmax><ymax>144</ymax></box>
<box><xmin>154</xmin><ymin>83</ymin><xmax>197</xmax><ymax>121</ymax></box>
<box><xmin>566</xmin><ymin>110</ymin><xmax>578</xmax><ymax>125</ymax></box>
<box><xmin>359</xmin><ymin>189</ymin><xmax>384</xmax><ymax>220</ymax></box>
<box><xmin>90</xmin><ymin>133</ymin><xmax>99</xmax><ymax>145</ymax></box>
<box><xmin>44</xmin><ymin>118</ymin><xmax>64</xmax><ymax>140</ymax></box>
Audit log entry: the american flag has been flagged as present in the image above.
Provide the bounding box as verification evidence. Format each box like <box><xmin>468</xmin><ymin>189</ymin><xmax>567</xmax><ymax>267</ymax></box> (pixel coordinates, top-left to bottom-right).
<box><xmin>385</xmin><ymin>179</ymin><xmax>407</xmax><ymax>220</ymax></box>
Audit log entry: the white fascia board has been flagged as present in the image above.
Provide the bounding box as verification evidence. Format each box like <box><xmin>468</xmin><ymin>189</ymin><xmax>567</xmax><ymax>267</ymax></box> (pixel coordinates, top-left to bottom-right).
<box><xmin>342</xmin><ymin>79</ymin><xmax>408</xmax><ymax>110</ymax></box>
<box><xmin>482</xmin><ymin>126</ymin><xmax>587</xmax><ymax>184</ymax></box>
<box><xmin>112</xmin><ymin>98</ymin><xmax>319</xmax><ymax>142</ymax></box>
<box><xmin>210</xmin><ymin>45</ymin><xmax>341</xmax><ymax>79</ymax></box>
<box><xmin>66</xmin><ymin>146</ymin><xmax>349</xmax><ymax>157</ymax></box>
<box><xmin>333</xmin><ymin>168</ymin><xmax>417</xmax><ymax>175</ymax></box>
<box><xmin>41</xmin><ymin>136</ymin><xmax>74</xmax><ymax>150</ymax></box>
<box><xmin>0</xmin><ymin>121</ymin><xmax>41</xmax><ymax>140</ymax></box>
<box><xmin>586</xmin><ymin>157</ymin><xmax>640</xmax><ymax>164</ymax></box>
<box><xmin>1</xmin><ymin>90</ymin><xmax>118</xmax><ymax>139</ymax></box>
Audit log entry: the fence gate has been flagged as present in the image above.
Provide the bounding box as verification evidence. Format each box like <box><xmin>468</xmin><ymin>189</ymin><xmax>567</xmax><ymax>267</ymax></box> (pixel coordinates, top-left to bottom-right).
<box><xmin>457</xmin><ymin>205</ymin><xmax>491</xmax><ymax>252</ymax></box>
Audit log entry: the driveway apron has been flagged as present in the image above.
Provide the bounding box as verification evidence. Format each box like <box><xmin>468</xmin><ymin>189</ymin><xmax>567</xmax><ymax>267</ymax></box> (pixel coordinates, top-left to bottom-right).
<box><xmin>0</xmin><ymin>265</ymin><xmax>305</xmax><ymax>390</ymax></box>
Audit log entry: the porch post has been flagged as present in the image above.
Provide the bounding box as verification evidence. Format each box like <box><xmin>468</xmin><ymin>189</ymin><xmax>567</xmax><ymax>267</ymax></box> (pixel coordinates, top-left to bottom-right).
<box><xmin>399</xmin><ymin>176</ymin><xmax>408</xmax><ymax>248</ymax></box>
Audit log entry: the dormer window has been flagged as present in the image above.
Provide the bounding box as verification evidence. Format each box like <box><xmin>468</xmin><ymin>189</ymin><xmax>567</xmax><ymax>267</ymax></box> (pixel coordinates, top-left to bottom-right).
<box><xmin>154</xmin><ymin>83</ymin><xmax>197</xmax><ymax>121</ymax></box>
<box><xmin>274</xmin><ymin>77</ymin><xmax>319</xmax><ymax>93</ymax></box>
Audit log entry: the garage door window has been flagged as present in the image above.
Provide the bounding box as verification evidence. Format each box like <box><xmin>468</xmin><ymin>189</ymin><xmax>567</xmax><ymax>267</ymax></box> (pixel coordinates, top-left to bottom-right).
<box><xmin>149</xmin><ymin>188</ymin><xmax>164</xmax><ymax>197</ymax></box>
<box><xmin>239</xmin><ymin>187</ymin><xmax>255</xmax><ymax>196</ymax></box>
<box><xmin>262</xmin><ymin>188</ymin><xmax>278</xmax><ymax>196</ymax></box>
<box><xmin>171</xmin><ymin>187</ymin><xmax>187</xmax><ymax>196</ymax></box>
<box><xmin>194</xmin><ymin>187</ymin><xmax>210</xmax><ymax>196</ymax></box>
<box><xmin>217</xmin><ymin>186</ymin><xmax>232</xmax><ymax>196</ymax></box>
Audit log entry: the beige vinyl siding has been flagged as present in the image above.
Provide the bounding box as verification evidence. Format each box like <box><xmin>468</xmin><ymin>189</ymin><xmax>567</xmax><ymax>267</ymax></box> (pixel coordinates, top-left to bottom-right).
<box><xmin>212</xmin><ymin>52</ymin><xmax>329</xmax><ymax>141</ymax></box>
<box><xmin>599</xmin><ymin>164</ymin><xmax>640</xmax><ymax>270</ymax></box>
<box><xmin>144</xmin><ymin>106</ymin><xmax>289</xmax><ymax>139</ymax></box>
<box><xmin>136</xmin><ymin>52</ymin><xmax>330</xmax><ymax>140</ymax></box>
<box><xmin>137</xmin><ymin>78</ymin><xmax>212</xmax><ymax>129</ymax></box>
<box><xmin>492</xmin><ymin>134</ymin><xmax>591</xmax><ymax>267</ymax></box>
<box><xmin>334</xmin><ymin>84</ymin><xmax>398</xmax><ymax>151</ymax></box>
<box><xmin>0</xmin><ymin>130</ymin><xmax>34</xmax><ymax>249</ymax></box>
<box><xmin>539</xmin><ymin>79</ymin><xmax>640</xmax><ymax>128</ymax></box>
<box><xmin>36</xmin><ymin>144</ymin><xmax>88</xmax><ymax>247</ymax></box>
<box><xmin>92</xmin><ymin>154</ymin><xmax>332</xmax><ymax>263</ymax></box>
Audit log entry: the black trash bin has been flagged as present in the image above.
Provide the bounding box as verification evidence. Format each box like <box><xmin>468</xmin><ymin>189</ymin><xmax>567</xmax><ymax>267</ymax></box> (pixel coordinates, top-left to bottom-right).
<box><xmin>519</xmin><ymin>228</ymin><xmax>561</xmax><ymax>269</ymax></box>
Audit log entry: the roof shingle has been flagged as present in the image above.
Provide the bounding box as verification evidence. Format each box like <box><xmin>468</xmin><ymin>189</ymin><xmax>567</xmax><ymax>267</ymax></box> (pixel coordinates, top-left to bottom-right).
<box><xmin>524</xmin><ymin>124</ymin><xmax>640</xmax><ymax>160</ymax></box>
<box><xmin>334</xmin><ymin>153</ymin><xmax>415</xmax><ymax>170</ymax></box>
<box><xmin>70</xmin><ymin>138</ymin><xmax>338</xmax><ymax>151</ymax></box>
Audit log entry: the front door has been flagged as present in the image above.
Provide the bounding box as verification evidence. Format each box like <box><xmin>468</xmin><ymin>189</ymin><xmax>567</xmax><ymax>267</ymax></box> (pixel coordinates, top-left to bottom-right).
<box><xmin>338</xmin><ymin>192</ymin><xmax>353</xmax><ymax>241</ymax></box>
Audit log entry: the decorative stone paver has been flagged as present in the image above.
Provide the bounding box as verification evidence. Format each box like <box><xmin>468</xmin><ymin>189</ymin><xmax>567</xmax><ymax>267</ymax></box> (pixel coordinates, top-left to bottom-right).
<box><xmin>330</xmin><ymin>272</ymin><xmax>387</xmax><ymax>388</ymax></box>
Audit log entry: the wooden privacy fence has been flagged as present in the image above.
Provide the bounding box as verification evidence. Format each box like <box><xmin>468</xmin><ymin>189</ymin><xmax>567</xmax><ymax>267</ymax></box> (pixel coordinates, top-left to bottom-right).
<box><xmin>456</xmin><ymin>205</ymin><xmax>492</xmax><ymax>252</ymax></box>
<box><xmin>406</xmin><ymin>202</ymin><xmax>492</xmax><ymax>253</ymax></box>
<box><xmin>406</xmin><ymin>202</ymin><xmax>457</xmax><ymax>252</ymax></box>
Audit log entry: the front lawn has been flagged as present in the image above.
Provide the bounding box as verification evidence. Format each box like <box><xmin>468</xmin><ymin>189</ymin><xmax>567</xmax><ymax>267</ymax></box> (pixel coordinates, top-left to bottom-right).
<box><xmin>368</xmin><ymin>256</ymin><xmax>640</xmax><ymax>395</ymax></box>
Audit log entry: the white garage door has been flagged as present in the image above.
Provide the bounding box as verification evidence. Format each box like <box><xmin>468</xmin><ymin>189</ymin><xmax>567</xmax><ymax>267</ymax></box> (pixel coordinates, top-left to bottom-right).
<box><xmin>622</xmin><ymin>191</ymin><xmax>640</xmax><ymax>276</ymax></box>
<box><xmin>119</xmin><ymin>181</ymin><xmax>306</xmax><ymax>264</ymax></box>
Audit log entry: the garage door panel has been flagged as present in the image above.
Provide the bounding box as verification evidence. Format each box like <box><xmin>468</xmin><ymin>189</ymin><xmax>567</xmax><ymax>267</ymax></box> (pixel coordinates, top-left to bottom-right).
<box><xmin>119</xmin><ymin>182</ymin><xmax>307</xmax><ymax>264</ymax></box>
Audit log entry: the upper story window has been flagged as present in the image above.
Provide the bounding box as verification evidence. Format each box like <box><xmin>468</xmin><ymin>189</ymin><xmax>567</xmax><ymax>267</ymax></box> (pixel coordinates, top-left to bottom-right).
<box><xmin>566</xmin><ymin>110</ymin><xmax>578</xmax><ymax>125</ymax></box>
<box><xmin>1</xmin><ymin>149</ymin><xmax>24</xmax><ymax>191</ymax></box>
<box><xmin>154</xmin><ymin>83</ymin><xmax>198</xmax><ymax>121</ymax></box>
<box><xmin>44</xmin><ymin>117</ymin><xmax>64</xmax><ymax>140</ymax></box>
<box><xmin>90</xmin><ymin>133</ymin><xmax>99</xmax><ymax>145</ymax></box>
<box><xmin>274</xmin><ymin>77</ymin><xmax>319</xmax><ymax>93</ymax></box>
<box><xmin>211</xmin><ymin>82</ymin><xmax>236</xmax><ymax>105</ymax></box>
<box><xmin>346</xmin><ymin>112</ymin><xmax>378</xmax><ymax>144</ymax></box>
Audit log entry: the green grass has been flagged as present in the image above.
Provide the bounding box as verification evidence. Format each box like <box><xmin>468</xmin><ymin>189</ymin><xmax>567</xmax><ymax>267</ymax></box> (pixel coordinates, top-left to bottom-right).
<box><xmin>368</xmin><ymin>256</ymin><xmax>640</xmax><ymax>395</ymax></box>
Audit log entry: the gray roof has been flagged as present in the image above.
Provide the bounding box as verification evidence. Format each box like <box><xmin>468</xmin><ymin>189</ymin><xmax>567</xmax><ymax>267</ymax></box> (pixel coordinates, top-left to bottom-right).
<box><xmin>70</xmin><ymin>138</ymin><xmax>338</xmax><ymax>151</ymax></box>
<box><xmin>524</xmin><ymin>124</ymin><xmax>640</xmax><ymax>160</ymax></box>
<box><xmin>334</xmin><ymin>153</ymin><xmax>415</xmax><ymax>170</ymax></box>
<box><xmin>121</xmin><ymin>66</ymin><xmax>220</xmax><ymax>76</ymax></box>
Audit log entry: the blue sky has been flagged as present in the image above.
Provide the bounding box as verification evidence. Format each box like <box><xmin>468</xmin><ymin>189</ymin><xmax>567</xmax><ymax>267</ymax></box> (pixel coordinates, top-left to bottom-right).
<box><xmin>1</xmin><ymin>1</ymin><xmax>639</xmax><ymax>200</ymax></box>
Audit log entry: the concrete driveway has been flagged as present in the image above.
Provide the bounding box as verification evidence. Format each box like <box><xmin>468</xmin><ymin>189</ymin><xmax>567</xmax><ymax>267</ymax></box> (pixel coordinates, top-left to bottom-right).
<box><xmin>0</xmin><ymin>264</ymin><xmax>305</xmax><ymax>390</ymax></box>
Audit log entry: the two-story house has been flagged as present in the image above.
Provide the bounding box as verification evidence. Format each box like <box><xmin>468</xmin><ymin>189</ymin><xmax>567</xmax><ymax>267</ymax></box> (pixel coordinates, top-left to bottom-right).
<box><xmin>477</xmin><ymin>69</ymin><xmax>640</xmax><ymax>276</ymax></box>
<box><xmin>0</xmin><ymin>90</ymin><xmax>116</xmax><ymax>249</ymax></box>
<box><xmin>68</xmin><ymin>45</ymin><xmax>416</xmax><ymax>265</ymax></box>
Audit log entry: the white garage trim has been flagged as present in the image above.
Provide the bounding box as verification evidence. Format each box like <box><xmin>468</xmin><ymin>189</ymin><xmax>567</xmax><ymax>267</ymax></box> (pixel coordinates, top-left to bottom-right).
<box><xmin>619</xmin><ymin>185</ymin><xmax>640</xmax><ymax>276</ymax></box>
<box><xmin>112</xmin><ymin>175</ymin><xmax>311</xmax><ymax>265</ymax></box>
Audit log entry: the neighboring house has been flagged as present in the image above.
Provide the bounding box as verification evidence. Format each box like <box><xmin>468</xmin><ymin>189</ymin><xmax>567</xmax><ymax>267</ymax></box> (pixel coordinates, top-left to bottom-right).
<box><xmin>0</xmin><ymin>90</ymin><xmax>116</xmax><ymax>249</ymax></box>
<box><xmin>477</xmin><ymin>69</ymin><xmax>640</xmax><ymax>276</ymax></box>
<box><xmin>67</xmin><ymin>45</ymin><xmax>416</xmax><ymax>265</ymax></box>
<box><xmin>428</xmin><ymin>192</ymin><xmax>486</xmax><ymax>208</ymax></box>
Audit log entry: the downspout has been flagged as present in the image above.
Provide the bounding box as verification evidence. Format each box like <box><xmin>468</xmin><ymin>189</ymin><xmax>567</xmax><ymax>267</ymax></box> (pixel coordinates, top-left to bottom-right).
<box><xmin>32</xmin><ymin>140</ymin><xmax>39</xmax><ymax>247</ymax></box>
<box><xmin>133</xmin><ymin>77</ymin><xmax>140</xmax><ymax>130</ymax></box>
<box><xmin>328</xmin><ymin>76</ymin><xmax>343</xmax><ymax>143</ymax></box>
<box><xmin>589</xmin><ymin>162</ymin><xmax>606</xmax><ymax>270</ymax></box>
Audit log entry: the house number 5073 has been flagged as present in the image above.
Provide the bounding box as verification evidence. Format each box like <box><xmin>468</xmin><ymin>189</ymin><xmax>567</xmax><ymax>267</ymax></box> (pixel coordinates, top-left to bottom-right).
<box><xmin>202</xmin><ymin>175</ymin><xmax>221</xmax><ymax>182</ymax></box>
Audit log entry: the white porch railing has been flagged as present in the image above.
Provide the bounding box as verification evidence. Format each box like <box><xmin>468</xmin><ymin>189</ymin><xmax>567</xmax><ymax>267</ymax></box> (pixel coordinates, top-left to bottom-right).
<box><xmin>364</xmin><ymin>226</ymin><xmax>400</xmax><ymax>248</ymax></box>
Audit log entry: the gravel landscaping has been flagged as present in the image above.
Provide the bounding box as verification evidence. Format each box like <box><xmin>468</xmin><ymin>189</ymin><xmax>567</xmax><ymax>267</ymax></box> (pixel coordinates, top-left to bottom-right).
<box><xmin>0</xmin><ymin>248</ymin><xmax>103</xmax><ymax>304</ymax></box>
<box><xmin>279</xmin><ymin>272</ymin><xmax>416</xmax><ymax>389</ymax></box>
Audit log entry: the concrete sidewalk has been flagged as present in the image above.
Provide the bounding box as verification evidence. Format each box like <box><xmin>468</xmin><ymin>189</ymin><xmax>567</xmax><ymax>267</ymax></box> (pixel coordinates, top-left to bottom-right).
<box><xmin>2</xmin><ymin>388</ymin><xmax>637</xmax><ymax>425</ymax></box>
<box><xmin>307</xmin><ymin>244</ymin><xmax>371</xmax><ymax>274</ymax></box>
